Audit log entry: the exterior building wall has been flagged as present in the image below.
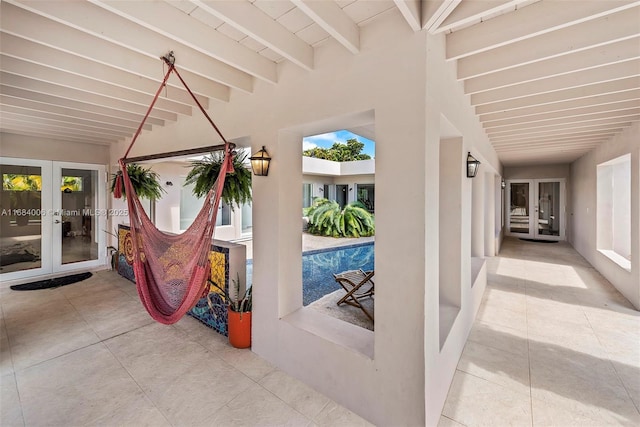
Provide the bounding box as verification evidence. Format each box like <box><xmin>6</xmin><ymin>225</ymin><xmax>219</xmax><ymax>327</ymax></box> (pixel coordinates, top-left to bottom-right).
<box><xmin>570</xmin><ymin>122</ymin><xmax>640</xmax><ymax>309</ymax></box>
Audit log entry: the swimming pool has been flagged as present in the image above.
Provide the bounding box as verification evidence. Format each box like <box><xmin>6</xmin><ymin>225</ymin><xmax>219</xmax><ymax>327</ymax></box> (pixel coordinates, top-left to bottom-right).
<box><xmin>245</xmin><ymin>242</ymin><xmax>374</xmax><ymax>306</ymax></box>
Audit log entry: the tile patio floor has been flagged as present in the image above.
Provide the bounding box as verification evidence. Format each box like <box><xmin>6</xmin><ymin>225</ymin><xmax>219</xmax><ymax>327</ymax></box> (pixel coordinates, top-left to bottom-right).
<box><xmin>440</xmin><ymin>237</ymin><xmax>640</xmax><ymax>426</ymax></box>
<box><xmin>0</xmin><ymin>271</ymin><xmax>371</xmax><ymax>426</ymax></box>
<box><xmin>1</xmin><ymin>237</ymin><xmax>638</xmax><ymax>426</ymax></box>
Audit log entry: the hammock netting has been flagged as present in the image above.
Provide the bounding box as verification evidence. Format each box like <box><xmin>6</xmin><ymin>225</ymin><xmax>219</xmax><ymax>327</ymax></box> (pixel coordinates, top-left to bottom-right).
<box><xmin>116</xmin><ymin>54</ymin><xmax>234</xmax><ymax>324</ymax></box>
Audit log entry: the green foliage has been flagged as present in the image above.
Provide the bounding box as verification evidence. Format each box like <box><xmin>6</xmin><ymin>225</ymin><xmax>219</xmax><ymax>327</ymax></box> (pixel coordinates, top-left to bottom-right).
<box><xmin>111</xmin><ymin>163</ymin><xmax>165</xmax><ymax>200</ymax></box>
<box><xmin>303</xmin><ymin>138</ymin><xmax>371</xmax><ymax>162</ymax></box>
<box><xmin>184</xmin><ymin>150</ymin><xmax>252</xmax><ymax>209</ymax></box>
<box><xmin>306</xmin><ymin>197</ymin><xmax>375</xmax><ymax>238</ymax></box>
<box><xmin>208</xmin><ymin>274</ymin><xmax>252</xmax><ymax>312</ymax></box>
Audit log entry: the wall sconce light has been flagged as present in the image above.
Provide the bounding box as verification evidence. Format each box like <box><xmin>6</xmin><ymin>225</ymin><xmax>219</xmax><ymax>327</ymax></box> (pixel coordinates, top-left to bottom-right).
<box><xmin>501</xmin><ymin>179</ymin><xmax>506</xmax><ymax>189</ymax></box>
<box><xmin>165</xmin><ymin>181</ymin><xmax>173</xmax><ymax>186</ymax></box>
<box><xmin>466</xmin><ymin>152</ymin><xmax>481</xmax><ymax>178</ymax></box>
<box><xmin>249</xmin><ymin>146</ymin><xmax>271</xmax><ymax>176</ymax></box>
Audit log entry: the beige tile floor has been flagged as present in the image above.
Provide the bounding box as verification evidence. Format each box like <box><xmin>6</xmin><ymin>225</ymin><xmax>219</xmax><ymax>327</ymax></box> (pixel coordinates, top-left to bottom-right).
<box><xmin>440</xmin><ymin>237</ymin><xmax>640</xmax><ymax>427</ymax></box>
<box><xmin>0</xmin><ymin>270</ymin><xmax>372</xmax><ymax>427</ymax></box>
<box><xmin>1</xmin><ymin>237</ymin><xmax>638</xmax><ymax>426</ymax></box>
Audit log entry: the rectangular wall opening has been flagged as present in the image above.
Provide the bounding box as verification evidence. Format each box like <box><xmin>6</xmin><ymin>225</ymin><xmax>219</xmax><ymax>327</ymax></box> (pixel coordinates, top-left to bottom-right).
<box><xmin>439</xmin><ymin>137</ymin><xmax>462</xmax><ymax>349</ymax></box>
<box><xmin>597</xmin><ymin>154</ymin><xmax>631</xmax><ymax>271</ymax></box>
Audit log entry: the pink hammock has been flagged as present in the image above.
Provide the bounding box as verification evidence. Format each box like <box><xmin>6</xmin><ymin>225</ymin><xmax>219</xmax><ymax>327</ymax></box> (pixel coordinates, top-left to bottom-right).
<box><xmin>115</xmin><ymin>54</ymin><xmax>234</xmax><ymax>324</ymax></box>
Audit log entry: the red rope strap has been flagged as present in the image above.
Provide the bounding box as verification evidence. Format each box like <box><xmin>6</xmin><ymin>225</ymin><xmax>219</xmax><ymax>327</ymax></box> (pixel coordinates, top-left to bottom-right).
<box><xmin>115</xmin><ymin>54</ymin><xmax>235</xmax><ymax>198</ymax></box>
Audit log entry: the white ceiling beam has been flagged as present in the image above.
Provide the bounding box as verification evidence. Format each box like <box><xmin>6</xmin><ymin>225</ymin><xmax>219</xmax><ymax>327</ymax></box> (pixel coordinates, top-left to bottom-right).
<box><xmin>446</xmin><ymin>0</ymin><xmax>639</xmax><ymax>59</ymax></box>
<box><xmin>496</xmin><ymin>146</ymin><xmax>602</xmax><ymax>155</ymax></box>
<box><xmin>499</xmin><ymin>151</ymin><xmax>594</xmax><ymax>166</ymax></box>
<box><xmin>457</xmin><ymin>6</ymin><xmax>640</xmax><ymax>79</ymax></box>
<box><xmin>1</xmin><ymin>57</ymin><xmax>194</xmax><ymax>116</ymax></box>
<box><xmin>291</xmin><ymin>0</ymin><xmax>359</xmax><ymax>54</ymax></box>
<box><xmin>465</xmin><ymin>38</ymin><xmax>640</xmax><ymax>94</ymax></box>
<box><xmin>0</xmin><ymin>127</ymin><xmax>114</xmax><ymax>145</ymax></box>
<box><xmin>479</xmin><ymin>90</ymin><xmax>640</xmax><ymax>122</ymax></box>
<box><xmin>483</xmin><ymin>100</ymin><xmax>640</xmax><ymax>128</ymax></box>
<box><xmin>1</xmin><ymin>111</ymin><xmax>131</xmax><ymax>138</ymax></box>
<box><xmin>495</xmin><ymin>140</ymin><xmax>605</xmax><ymax>149</ymax></box>
<box><xmin>0</xmin><ymin>71</ymin><xmax>188</xmax><ymax>121</ymax></box>
<box><xmin>435</xmin><ymin>0</ymin><xmax>532</xmax><ymax>34</ymax></box>
<box><xmin>393</xmin><ymin>0</ymin><xmax>422</xmax><ymax>31</ymax></box>
<box><xmin>489</xmin><ymin>119</ymin><xmax>635</xmax><ymax>139</ymax></box>
<box><xmin>485</xmin><ymin>109</ymin><xmax>640</xmax><ymax>133</ymax></box>
<box><xmin>471</xmin><ymin>60</ymin><xmax>640</xmax><ymax>105</ymax></box>
<box><xmin>0</xmin><ymin>104</ymin><xmax>143</xmax><ymax>134</ymax></box>
<box><xmin>485</xmin><ymin>113</ymin><xmax>640</xmax><ymax>138</ymax></box>
<box><xmin>475</xmin><ymin>77</ymin><xmax>640</xmax><ymax>114</ymax></box>
<box><xmin>423</xmin><ymin>0</ymin><xmax>462</xmax><ymax>32</ymax></box>
<box><xmin>491</xmin><ymin>122</ymin><xmax>632</xmax><ymax>142</ymax></box>
<box><xmin>0</xmin><ymin>95</ymin><xmax>159</xmax><ymax>129</ymax></box>
<box><xmin>89</xmin><ymin>0</ymin><xmax>277</xmax><ymax>84</ymax></box>
<box><xmin>0</xmin><ymin>2</ymin><xmax>231</xmax><ymax>101</ymax></box>
<box><xmin>0</xmin><ymin>119</ymin><xmax>119</xmax><ymax>143</ymax></box>
<box><xmin>193</xmin><ymin>0</ymin><xmax>314</xmax><ymax>70</ymax></box>
<box><xmin>493</xmin><ymin>134</ymin><xmax>617</xmax><ymax>147</ymax></box>
<box><xmin>1</xmin><ymin>34</ymin><xmax>208</xmax><ymax>108</ymax></box>
<box><xmin>8</xmin><ymin>0</ymin><xmax>252</xmax><ymax>93</ymax></box>
<box><xmin>0</xmin><ymin>88</ymin><xmax>165</xmax><ymax>128</ymax></box>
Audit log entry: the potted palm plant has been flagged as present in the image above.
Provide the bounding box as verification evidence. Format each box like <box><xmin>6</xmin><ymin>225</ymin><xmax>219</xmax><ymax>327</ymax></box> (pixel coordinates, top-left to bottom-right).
<box><xmin>208</xmin><ymin>275</ymin><xmax>252</xmax><ymax>348</ymax></box>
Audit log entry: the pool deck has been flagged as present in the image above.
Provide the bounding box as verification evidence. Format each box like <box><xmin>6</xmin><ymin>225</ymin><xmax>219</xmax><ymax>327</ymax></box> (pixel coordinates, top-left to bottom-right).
<box><xmin>236</xmin><ymin>233</ymin><xmax>374</xmax><ymax>261</ymax></box>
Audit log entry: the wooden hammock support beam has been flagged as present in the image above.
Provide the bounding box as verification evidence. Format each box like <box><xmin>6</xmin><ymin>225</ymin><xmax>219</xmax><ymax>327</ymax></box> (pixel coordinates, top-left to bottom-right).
<box><xmin>122</xmin><ymin>143</ymin><xmax>236</xmax><ymax>164</ymax></box>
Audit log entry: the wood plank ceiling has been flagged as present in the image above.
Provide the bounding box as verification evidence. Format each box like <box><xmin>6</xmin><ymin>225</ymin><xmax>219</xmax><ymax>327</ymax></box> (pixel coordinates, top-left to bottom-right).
<box><xmin>1</xmin><ymin>0</ymin><xmax>638</xmax><ymax>166</ymax></box>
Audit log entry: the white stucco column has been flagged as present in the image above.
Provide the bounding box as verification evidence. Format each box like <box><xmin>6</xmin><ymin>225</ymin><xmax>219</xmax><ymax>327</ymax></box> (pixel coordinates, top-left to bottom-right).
<box><xmin>471</xmin><ymin>170</ymin><xmax>485</xmax><ymax>257</ymax></box>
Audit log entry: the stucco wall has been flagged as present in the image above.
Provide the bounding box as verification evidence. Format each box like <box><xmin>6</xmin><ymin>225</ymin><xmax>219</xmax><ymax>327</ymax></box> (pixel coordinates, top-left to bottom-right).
<box><xmin>1</xmin><ymin>132</ymin><xmax>109</xmax><ymax>164</ymax></box>
<box><xmin>570</xmin><ymin>123</ymin><xmax>640</xmax><ymax>309</ymax></box>
<box><xmin>422</xmin><ymin>30</ymin><xmax>502</xmax><ymax>426</ymax></box>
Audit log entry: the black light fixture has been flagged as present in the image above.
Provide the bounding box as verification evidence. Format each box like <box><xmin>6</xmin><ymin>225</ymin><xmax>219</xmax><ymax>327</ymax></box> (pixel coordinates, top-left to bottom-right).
<box><xmin>250</xmin><ymin>146</ymin><xmax>271</xmax><ymax>176</ymax></box>
<box><xmin>466</xmin><ymin>152</ymin><xmax>480</xmax><ymax>178</ymax></box>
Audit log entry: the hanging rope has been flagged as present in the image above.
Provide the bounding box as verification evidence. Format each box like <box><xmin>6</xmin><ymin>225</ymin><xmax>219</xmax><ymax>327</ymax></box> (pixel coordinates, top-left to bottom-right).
<box><xmin>116</xmin><ymin>52</ymin><xmax>235</xmax><ymax>324</ymax></box>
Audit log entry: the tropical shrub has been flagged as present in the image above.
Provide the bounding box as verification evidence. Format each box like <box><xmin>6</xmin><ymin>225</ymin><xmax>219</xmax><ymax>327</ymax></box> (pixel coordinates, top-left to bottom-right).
<box><xmin>306</xmin><ymin>198</ymin><xmax>375</xmax><ymax>238</ymax></box>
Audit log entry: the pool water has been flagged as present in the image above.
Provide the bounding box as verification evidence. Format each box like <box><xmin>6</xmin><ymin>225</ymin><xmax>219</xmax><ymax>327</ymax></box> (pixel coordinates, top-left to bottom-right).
<box><xmin>245</xmin><ymin>242</ymin><xmax>374</xmax><ymax>306</ymax></box>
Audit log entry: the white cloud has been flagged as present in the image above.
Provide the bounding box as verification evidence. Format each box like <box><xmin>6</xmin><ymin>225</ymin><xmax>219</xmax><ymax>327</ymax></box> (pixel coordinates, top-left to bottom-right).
<box><xmin>302</xmin><ymin>141</ymin><xmax>317</xmax><ymax>151</ymax></box>
<box><xmin>303</xmin><ymin>132</ymin><xmax>341</xmax><ymax>149</ymax></box>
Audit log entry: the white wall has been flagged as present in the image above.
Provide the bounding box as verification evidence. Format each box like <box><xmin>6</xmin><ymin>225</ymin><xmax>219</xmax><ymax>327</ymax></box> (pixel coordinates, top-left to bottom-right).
<box><xmin>570</xmin><ymin>123</ymin><xmax>640</xmax><ymax>309</ymax></box>
<box><xmin>1</xmin><ymin>132</ymin><xmax>109</xmax><ymax>164</ymax></box>
<box><xmin>106</xmin><ymin>11</ymin><xmax>501</xmax><ymax>426</ymax></box>
<box><xmin>423</xmin><ymin>31</ymin><xmax>500</xmax><ymax>426</ymax></box>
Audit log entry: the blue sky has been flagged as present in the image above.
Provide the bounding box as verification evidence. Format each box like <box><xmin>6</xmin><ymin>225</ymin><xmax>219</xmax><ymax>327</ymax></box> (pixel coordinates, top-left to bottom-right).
<box><xmin>302</xmin><ymin>130</ymin><xmax>375</xmax><ymax>158</ymax></box>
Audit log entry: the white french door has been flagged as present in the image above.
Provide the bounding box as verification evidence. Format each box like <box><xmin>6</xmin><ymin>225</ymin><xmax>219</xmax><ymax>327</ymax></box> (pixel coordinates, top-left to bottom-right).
<box><xmin>506</xmin><ymin>179</ymin><xmax>565</xmax><ymax>241</ymax></box>
<box><xmin>1</xmin><ymin>158</ymin><xmax>107</xmax><ymax>283</ymax></box>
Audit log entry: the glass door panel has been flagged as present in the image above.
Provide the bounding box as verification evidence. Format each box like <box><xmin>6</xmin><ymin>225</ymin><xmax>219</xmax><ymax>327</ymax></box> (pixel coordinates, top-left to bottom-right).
<box><xmin>53</xmin><ymin>162</ymin><xmax>105</xmax><ymax>273</ymax></box>
<box><xmin>508</xmin><ymin>182</ymin><xmax>530</xmax><ymax>235</ymax></box>
<box><xmin>0</xmin><ymin>158</ymin><xmax>52</xmax><ymax>280</ymax></box>
<box><xmin>59</xmin><ymin>168</ymin><xmax>99</xmax><ymax>265</ymax></box>
<box><xmin>536</xmin><ymin>181</ymin><xmax>561</xmax><ymax>237</ymax></box>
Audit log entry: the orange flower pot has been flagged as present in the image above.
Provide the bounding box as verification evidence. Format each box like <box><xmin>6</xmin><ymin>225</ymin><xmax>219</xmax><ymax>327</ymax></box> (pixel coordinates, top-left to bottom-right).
<box><xmin>227</xmin><ymin>307</ymin><xmax>251</xmax><ymax>348</ymax></box>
